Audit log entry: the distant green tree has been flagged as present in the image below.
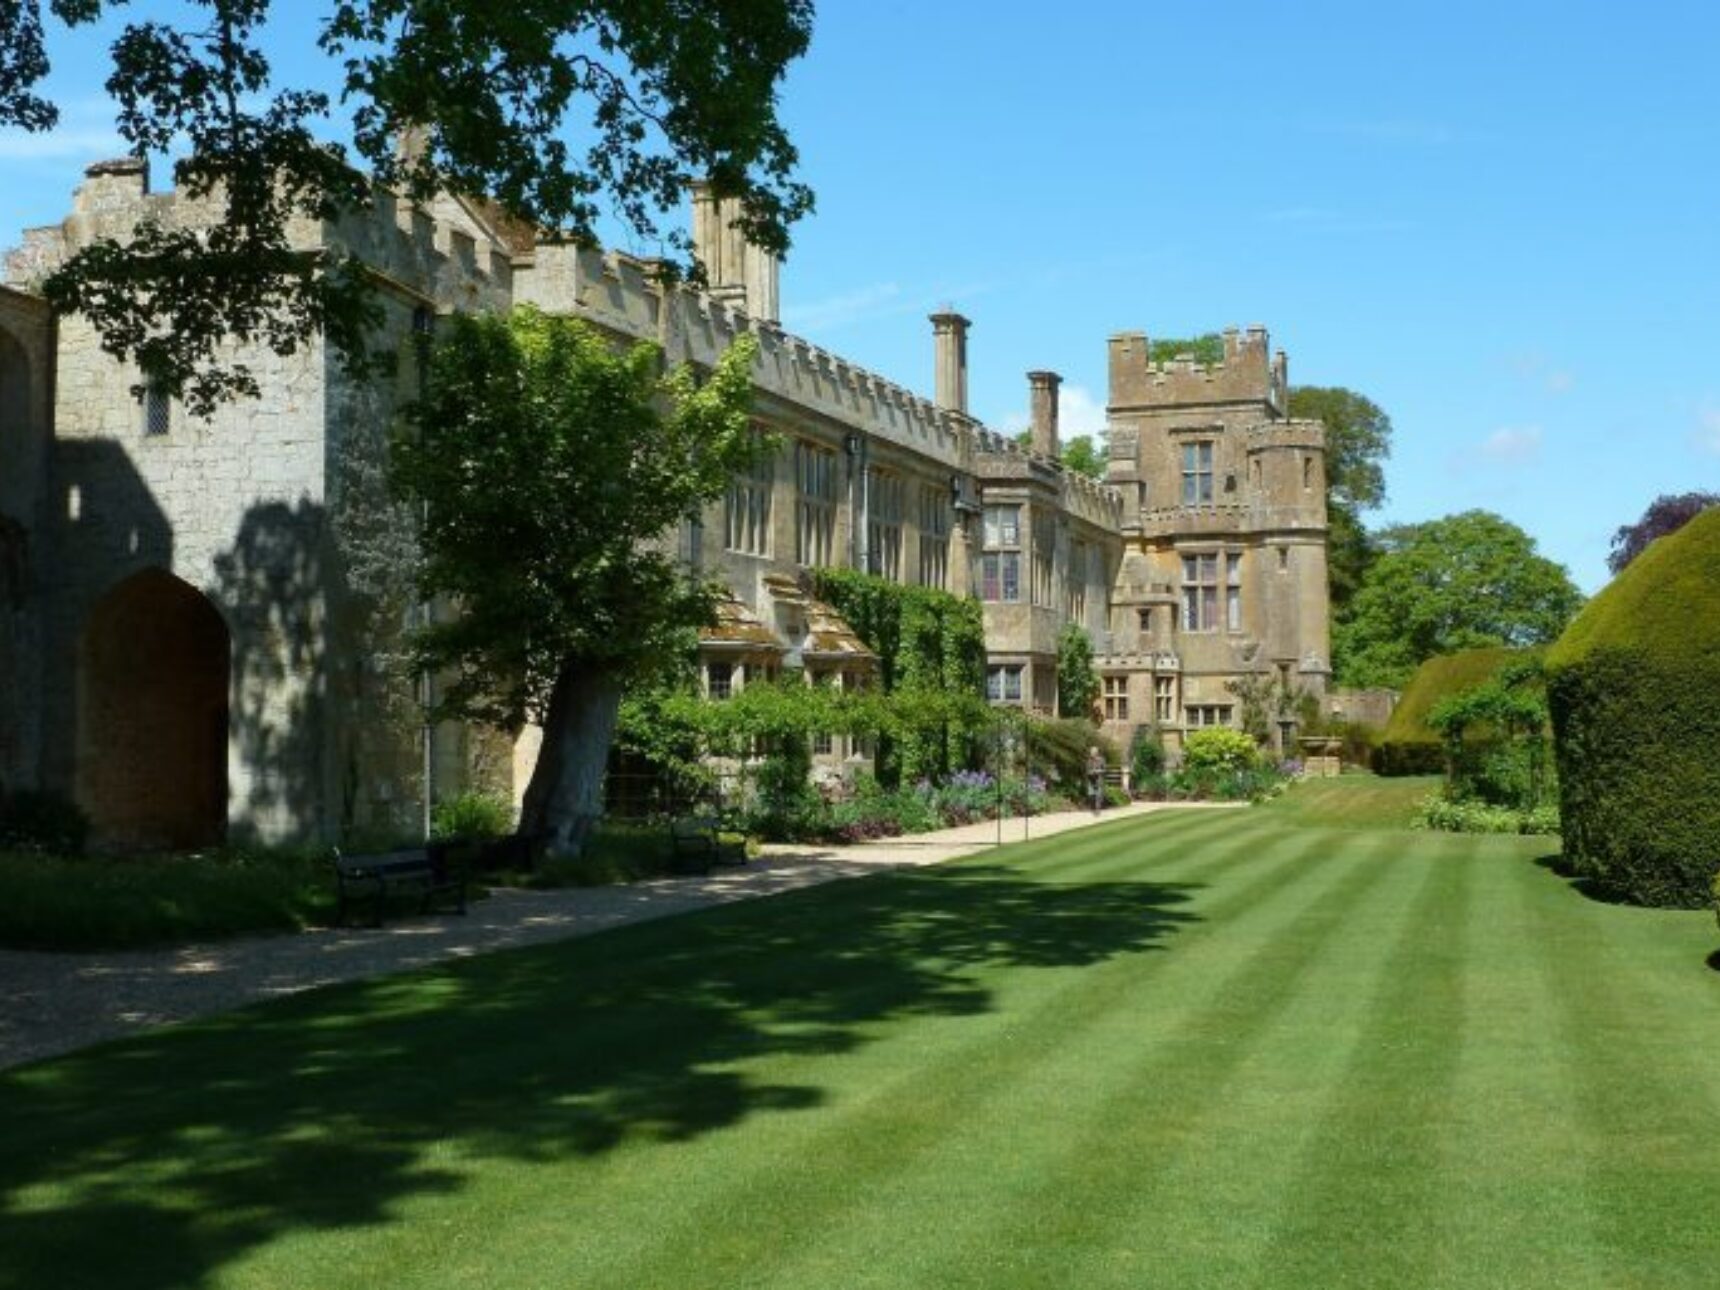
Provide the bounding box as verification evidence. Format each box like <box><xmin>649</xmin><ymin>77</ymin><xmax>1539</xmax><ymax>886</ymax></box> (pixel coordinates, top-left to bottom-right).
<box><xmin>1287</xmin><ymin>386</ymin><xmax>1393</xmax><ymax>616</ymax></box>
<box><xmin>1060</xmin><ymin>434</ymin><xmax>1106</xmax><ymax>479</ymax></box>
<box><xmin>1333</xmin><ymin>511</ymin><xmax>1583</xmax><ymax>689</ymax></box>
<box><xmin>1010</xmin><ymin>429</ymin><xmax>1107</xmax><ymax>479</ymax></box>
<box><xmin>1056</xmin><ymin>623</ymin><xmax>1101</xmax><ymax>720</ymax></box>
<box><xmin>1607</xmin><ymin>491</ymin><xmax>1720</xmax><ymax>573</ymax></box>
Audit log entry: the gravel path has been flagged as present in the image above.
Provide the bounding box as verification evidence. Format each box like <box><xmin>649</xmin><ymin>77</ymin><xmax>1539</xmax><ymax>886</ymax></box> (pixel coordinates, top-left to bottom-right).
<box><xmin>0</xmin><ymin>801</ymin><xmax>1228</xmax><ymax>1071</ymax></box>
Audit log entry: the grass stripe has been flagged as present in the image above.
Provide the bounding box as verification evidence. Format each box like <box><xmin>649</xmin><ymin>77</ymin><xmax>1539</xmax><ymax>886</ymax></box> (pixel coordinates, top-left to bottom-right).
<box><xmin>543</xmin><ymin>818</ymin><xmax>1342</xmax><ymax>1287</ymax></box>
<box><xmin>766</xmin><ymin>831</ymin><xmax>1404</xmax><ymax>1289</ymax></box>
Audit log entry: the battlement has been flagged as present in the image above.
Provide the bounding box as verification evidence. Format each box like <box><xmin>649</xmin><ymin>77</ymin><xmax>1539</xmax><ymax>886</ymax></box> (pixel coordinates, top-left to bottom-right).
<box><xmin>1108</xmin><ymin>324</ymin><xmax>1288</xmax><ymax>417</ymax></box>
<box><xmin>970</xmin><ymin>425</ymin><xmax>1126</xmax><ymax>527</ymax></box>
<box><xmin>523</xmin><ymin>242</ymin><xmax>1030</xmax><ymax>480</ymax></box>
<box><xmin>5</xmin><ymin>158</ymin><xmax>515</xmax><ymax>315</ymax></box>
<box><xmin>1243</xmin><ymin>420</ymin><xmax>1325</xmax><ymax>454</ymax></box>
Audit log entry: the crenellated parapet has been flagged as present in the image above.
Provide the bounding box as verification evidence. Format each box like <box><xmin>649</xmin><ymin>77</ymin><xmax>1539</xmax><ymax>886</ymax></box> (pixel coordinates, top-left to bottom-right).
<box><xmin>1243</xmin><ymin>420</ymin><xmax>1325</xmax><ymax>454</ymax></box>
<box><xmin>5</xmin><ymin>158</ymin><xmax>514</xmax><ymax>317</ymax></box>
<box><xmin>969</xmin><ymin>425</ymin><xmax>1125</xmax><ymax>529</ymax></box>
<box><xmin>1107</xmin><ymin>324</ymin><xmax>1287</xmax><ymax>418</ymax></box>
<box><xmin>520</xmin><ymin>243</ymin><xmax>987</xmax><ymax>470</ymax></box>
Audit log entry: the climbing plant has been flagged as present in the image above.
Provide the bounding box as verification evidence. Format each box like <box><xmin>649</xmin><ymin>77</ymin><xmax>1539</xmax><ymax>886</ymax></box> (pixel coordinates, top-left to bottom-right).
<box><xmin>811</xmin><ymin>570</ymin><xmax>988</xmax><ymax>785</ymax></box>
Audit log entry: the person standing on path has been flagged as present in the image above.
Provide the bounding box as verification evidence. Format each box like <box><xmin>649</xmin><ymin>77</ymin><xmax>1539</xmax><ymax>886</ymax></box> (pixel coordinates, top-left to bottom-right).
<box><xmin>1087</xmin><ymin>745</ymin><xmax>1106</xmax><ymax>815</ymax></box>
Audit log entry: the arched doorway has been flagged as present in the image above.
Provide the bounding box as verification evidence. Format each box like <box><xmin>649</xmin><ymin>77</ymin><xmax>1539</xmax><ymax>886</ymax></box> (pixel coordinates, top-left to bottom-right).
<box><xmin>79</xmin><ymin>569</ymin><xmax>230</xmax><ymax>850</ymax></box>
<box><xmin>0</xmin><ymin>325</ymin><xmax>31</xmax><ymax>602</ymax></box>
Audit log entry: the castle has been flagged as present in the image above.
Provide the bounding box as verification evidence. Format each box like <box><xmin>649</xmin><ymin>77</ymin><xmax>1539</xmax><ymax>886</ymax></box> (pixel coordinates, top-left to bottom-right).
<box><xmin>0</xmin><ymin>159</ymin><xmax>1329</xmax><ymax>849</ymax></box>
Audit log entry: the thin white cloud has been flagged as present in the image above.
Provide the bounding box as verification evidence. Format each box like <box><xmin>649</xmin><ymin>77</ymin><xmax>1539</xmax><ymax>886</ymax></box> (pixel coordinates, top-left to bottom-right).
<box><xmin>1692</xmin><ymin>402</ymin><xmax>1720</xmax><ymax>457</ymax></box>
<box><xmin>780</xmin><ymin>282</ymin><xmax>903</xmax><ymax>333</ymax></box>
<box><xmin>1480</xmin><ymin>424</ymin><xmax>1543</xmax><ymax>464</ymax></box>
<box><xmin>1509</xmin><ymin>352</ymin><xmax>1577</xmax><ymax>396</ymax></box>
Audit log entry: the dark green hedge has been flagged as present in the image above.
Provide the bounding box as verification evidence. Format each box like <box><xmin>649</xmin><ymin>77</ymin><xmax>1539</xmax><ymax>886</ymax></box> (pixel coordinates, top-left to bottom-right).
<box><xmin>1546</xmin><ymin>509</ymin><xmax>1720</xmax><ymax>907</ymax></box>
<box><xmin>1372</xmin><ymin>647</ymin><xmax>1521</xmax><ymax>777</ymax></box>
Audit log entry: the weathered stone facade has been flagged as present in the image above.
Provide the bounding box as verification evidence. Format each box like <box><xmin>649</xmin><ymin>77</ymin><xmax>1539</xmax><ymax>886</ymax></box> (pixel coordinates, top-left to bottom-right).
<box><xmin>0</xmin><ymin>160</ymin><xmax>1328</xmax><ymax>846</ymax></box>
<box><xmin>1098</xmin><ymin>327</ymin><xmax>1330</xmax><ymax>754</ymax></box>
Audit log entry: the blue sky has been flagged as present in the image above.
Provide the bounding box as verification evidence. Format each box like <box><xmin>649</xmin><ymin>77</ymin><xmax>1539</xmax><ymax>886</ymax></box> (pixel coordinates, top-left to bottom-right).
<box><xmin>5</xmin><ymin>2</ymin><xmax>1718</xmax><ymax>591</ymax></box>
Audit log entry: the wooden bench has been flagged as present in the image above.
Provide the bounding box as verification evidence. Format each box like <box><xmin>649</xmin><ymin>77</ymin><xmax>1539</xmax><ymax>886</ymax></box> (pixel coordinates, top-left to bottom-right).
<box><xmin>333</xmin><ymin>843</ymin><xmax>468</xmax><ymax>928</ymax></box>
<box><xmin>668</xmin><ymin>817</ymin><xmax>747</xmax><ymax>875</ymax></box>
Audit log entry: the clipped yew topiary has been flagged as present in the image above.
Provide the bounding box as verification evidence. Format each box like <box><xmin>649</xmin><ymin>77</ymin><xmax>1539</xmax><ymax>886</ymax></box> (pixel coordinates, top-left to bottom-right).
<box><xmin>1545</xmin><ymin>508</ymin><xmax>1720</xmax><ymax>907</ymax></box>
<box><xmin>1372</xmin><ymin>647</ymin><xmax>1522</xmax><ymax>776</ymax></box>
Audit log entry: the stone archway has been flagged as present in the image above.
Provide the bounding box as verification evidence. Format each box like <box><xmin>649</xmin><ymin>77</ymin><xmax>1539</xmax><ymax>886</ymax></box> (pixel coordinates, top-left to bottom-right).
<box><xmin>0</xmin><ymin>325</ymin><xmax>31</xmax><ymax>604</ymax></box>
<box><xmin>78</xmin><ymin>569</ymin><xmax>230</xmax><ymax>850</ymax></box>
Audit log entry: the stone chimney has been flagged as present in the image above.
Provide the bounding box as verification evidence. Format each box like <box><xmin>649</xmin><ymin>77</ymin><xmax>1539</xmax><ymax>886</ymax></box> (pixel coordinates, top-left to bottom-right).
<box><xmin>929</xmin><ymin>308</ymin><xmax>970</xmax><ymax>414</ymax></box>
<box><xmin>689</xmin><ymin>180</ymin><xmax>780</xmax><ymax>324</ymax></box>
<box><xmin>74</xmin><ymin>156</ymin><xmax>149</xmax><ymax>214</ymax></box>
<box><xmin>1028</xmin><ymin>370</ymin><xmax>1061</xmax><ymax>459</ymax></box>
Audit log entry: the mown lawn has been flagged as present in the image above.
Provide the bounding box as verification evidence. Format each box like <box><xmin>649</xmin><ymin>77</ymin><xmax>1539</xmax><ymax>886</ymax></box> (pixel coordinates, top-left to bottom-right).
<box><xmin>5</xmin><ymin>778</ymin><xmax>1719</xmax><ymax>1289</ymax></box>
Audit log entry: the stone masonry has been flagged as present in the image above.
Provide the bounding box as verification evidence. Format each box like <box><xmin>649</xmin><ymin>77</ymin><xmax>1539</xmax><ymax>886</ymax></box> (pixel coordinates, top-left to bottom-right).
<box><xmin>0</xmin><ymin>160</ymin><xmax>1328</xmax><ymax>846</ymax></box>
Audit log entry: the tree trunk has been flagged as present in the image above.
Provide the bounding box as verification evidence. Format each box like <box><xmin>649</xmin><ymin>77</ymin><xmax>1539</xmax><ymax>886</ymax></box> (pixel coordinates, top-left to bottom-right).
<box><xmin>518</xmin><ymin>661</ymin><xmax>624</xmax><ymax>858</ymax></box>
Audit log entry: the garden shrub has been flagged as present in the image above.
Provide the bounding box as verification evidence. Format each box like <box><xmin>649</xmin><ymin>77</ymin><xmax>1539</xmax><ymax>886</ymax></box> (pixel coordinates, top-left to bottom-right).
<box><xmin>1412</xmin><ymin>794</ymin><xmax>1559</xmax><ymax>836</ymax></box>
<box><xmin>1372</xmin><ymin>647</ymin><xmax>1522</xmax><ymax>776</ymax></box>
<box><xmin>749</xmin><ymin>733</ymin><xmax>823</xmax><ymax>839</ymax></box>
<box><xmin>0</xmin><ymin>847</ymin><xmax>333</xmax><ymax>950</ymax></box>
<box><xmin>1024</xmin><ymin>717</ymin><xmax>1114</xmax><ymax>791</ymax></box>
<box><xmin>1181</xmin><ymin>727</ymin><xmax>1259</xmax><ymax>775</ymax></box>
<box><xmin>0</xmin><ymin>790</ymin><xmax>91</xmax><ymax>855</ymax></box>
<box><xmin>1546</xmin><ymin>508</ymin><xmax>1720</xmax><ymax>907</ymax></box>
<box><xmin>431</xmin><ymin>790</ymin><xmax>515</xmax><ymax>841</ymax></box>
<box><xmin>1129</xmin><ymin>726</ymin><xmax>1167</xmax><ymax>797</ymax></box>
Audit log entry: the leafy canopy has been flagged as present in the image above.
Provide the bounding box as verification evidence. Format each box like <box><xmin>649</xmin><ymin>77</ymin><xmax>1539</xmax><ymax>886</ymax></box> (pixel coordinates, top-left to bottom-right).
<box><xmin>1333</xmin><ymin>510</ymin><xmax>1583</xmax><ymax>689</ymax></box>
<box><xmin>1606</xmin><ymin>490</ymin><xmax>1719</xmax><ymax>574</ymax></box>
<box><xmin>0</xmin><ymin>0</ymin><xmax>813</xmax><ymax>412</ymax></box>
<box><xmin>1287</xmin><ymin>386</ymin><xmax>1392</xmax><ymax>615</ymax></box>
<box><xmin>391</xmin><ymin>306</ymin><xmax>760</xmax><ymax>727</ymax></box>
<box><xmin>1056</xmin><ymin>622</ymin><xmax>1100</xmax><ymax>719</ymax></box>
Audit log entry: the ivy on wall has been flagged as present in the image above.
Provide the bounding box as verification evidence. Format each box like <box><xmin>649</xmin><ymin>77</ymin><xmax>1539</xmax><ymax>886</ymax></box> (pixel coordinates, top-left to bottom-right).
<box><xmin>812</xmin><ymin>569</ymin><xmax>988</xmax><ymax>785</ymax></box>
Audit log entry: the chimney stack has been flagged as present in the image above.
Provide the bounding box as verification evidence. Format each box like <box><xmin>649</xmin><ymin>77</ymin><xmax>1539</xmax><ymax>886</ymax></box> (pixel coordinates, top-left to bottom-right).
<box><xmin>689</xmin><ymin>180</ymin><xmax>780</xmax><ymax>324</ymax></box>
<box><xmin>929</xmin><ymin>308</ymin><xmax>970</xmax><ymax>415</ymax></box>
<box><xmin>1028</xmin><ymin>370</ymin><xmax>1061</xmax><ymax>460</ymax></box>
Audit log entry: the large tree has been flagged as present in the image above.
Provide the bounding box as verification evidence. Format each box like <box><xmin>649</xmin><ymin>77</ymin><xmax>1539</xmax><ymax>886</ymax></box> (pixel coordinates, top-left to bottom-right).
<box><xmin>0</xmin><ymin>0</ymin><xmax>814</xmax><ymax>412</ymax></box>
<box><xmin>1333</xmin><ymin>510</ymin><xmax>1583</xmax><ymax>690</ymax></box>
<box><xmin>1287</xmin><ymin>386</ymin><xmax>1392</xmax><ymax>615</ymax></box>
<box><xmin>1607</xmin><ymin>491</ymin><xmax>1719</xmax><ymax>574</ymax></box>
<box><xmin>392</xmin><ymin>307</ymin><xmax>760</xmax><ymax>856</ymax></box>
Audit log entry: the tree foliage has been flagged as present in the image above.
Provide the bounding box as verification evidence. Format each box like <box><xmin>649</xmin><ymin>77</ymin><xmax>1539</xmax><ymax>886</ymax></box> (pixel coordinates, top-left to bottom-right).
<box><xmin>1606</xmin><ymin>490</ymin><xmax>1720</xmax><ymax>574</ymax></box>
<box><xmin>392</xmin><ymin>306</ymin><xmax>760</xmax><ymax>851</ymax></box>
<box><xmin>0</xmin><ymin>0</ymin><xmax>814</xmax><ymax>412</ymax></box>
<box><xmin>811</xmin><ymin>569</ymin><xmax>988</xmax><ymax>785</ymax></box>
<box><xmin>1059</xmin><ymin>434</ymin><xmax>1106</xmax><ymax>480</ymax></box>
<box><xmin>1009</xmin><ymin>429</ymin><xmax>1107</xmax><ymax>479</ymax></box>
<box><xmin>1332</xmin><ymin>511</ymin><xmax>1583</xmax><ymax>690</ymax></box>
<box><xmin>1055</xmin><ymin>623</ymin><xmax>1100</xmax><ymax>720</ymax></box>
<box><xmin>1287</xmin><ymin>386</ymin><xmax>1392</xmax><ymax>615</ymax></box>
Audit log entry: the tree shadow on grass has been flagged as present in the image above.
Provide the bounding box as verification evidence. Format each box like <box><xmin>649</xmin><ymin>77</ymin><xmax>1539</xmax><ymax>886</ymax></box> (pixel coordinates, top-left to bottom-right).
<box><xmin>0</xmin><ymin>862</ymin><xmax>1199</xmax><ymax>1289</ymax></box>
<box><xmin>1532</xmin><ymin>852</ymin><xmax>1641</xmax><ymax>906</ymax></box>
